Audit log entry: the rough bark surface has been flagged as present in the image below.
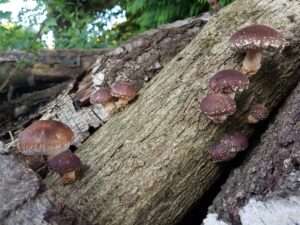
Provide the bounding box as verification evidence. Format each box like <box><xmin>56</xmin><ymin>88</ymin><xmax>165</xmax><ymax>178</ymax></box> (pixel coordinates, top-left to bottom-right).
<box><xmin>0</xmin><ymin>154</ymin><xmax>40</xmax><ymax>220</ymax></box>
<box><xmin>0</xmin><ymin>14</ymin><xmax>209</xmax><ymax>225</ymax></box>
<box><xmin>38</xmin><ymin>15</ymin><xmax>208</xmax><ymax>145</ymax></box>
<box><xmin>43</xmin><ymin>1</ymin><xmax>300</xmax><ymax>225</ymax></box>
<box><xmin>203</xmin><ymin>79</ymin><xmax>300</xmax><ymax>225</ymax></box>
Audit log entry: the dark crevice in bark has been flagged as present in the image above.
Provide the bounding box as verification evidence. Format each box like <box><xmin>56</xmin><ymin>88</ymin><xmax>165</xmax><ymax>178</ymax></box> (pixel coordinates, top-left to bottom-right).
<box><xmin>178</xmin><ymin>78</ymin><xmax>300</xmax><ymax>225</ymax></box>
<box><xmin>177</xmin><ymin>165</ymin><xmax>231</xmax><ymax>225</ymax></box>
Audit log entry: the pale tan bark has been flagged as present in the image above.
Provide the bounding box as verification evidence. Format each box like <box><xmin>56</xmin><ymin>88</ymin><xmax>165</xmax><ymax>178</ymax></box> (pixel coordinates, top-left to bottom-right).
<box><xmin>43</xmin><ymin>1</ymin><xmax>300</xmax><ymax>225</ymax></box>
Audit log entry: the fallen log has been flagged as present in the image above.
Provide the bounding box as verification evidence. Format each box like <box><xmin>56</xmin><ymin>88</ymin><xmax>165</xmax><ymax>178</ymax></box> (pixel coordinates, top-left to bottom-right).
<box><xmin>0</xmin><ymin>14</ymin><xmax>210</xmax><ymax>225</ymax></box>
<box><xmin>42</xmin><ymin>1</ymin><xmax>300</xmax><ymax>225</ymax></box>
<box><xmin>203</xmin><ymin>79</ymin><xmax>300</xmax><ymax>225</ymax></box>
<box><xmin>0</xmin><ymin>15</ymin><xmax>207</xmax><ymax>142</ymax></box>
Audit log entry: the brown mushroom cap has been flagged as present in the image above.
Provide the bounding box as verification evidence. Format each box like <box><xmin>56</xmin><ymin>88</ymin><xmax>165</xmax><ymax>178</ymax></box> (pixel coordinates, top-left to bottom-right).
<box><xmin>220</xmin><ymin>132</ymin><xmax>249</xmax><ymax>152</ymax></box>
<box><xmin>209</xmin><ymin>143</ymin><xmax>237</xmax><ymax>162</ymax></box>
<box><xmin>209</xmin><ymin>132</ymin><xmax>248</xmax><ymax>162</ymax></box>
<box><xmin>247</xmin><ymin>104</ymin><xmax>269</xmax><ymax>124</ymax></box>
<box><xmin>209</xmin><ymin>70</ymin><xmax>249</xmax><ymax>95</ymax></box>
<box><xmin>47</xmin><ymin>150</ymin><xmax>81</xmax><ymax>176</ymax></box>
<box><xmin>18</xmin><ymin>120</ymin><xmax>74</xmax><ymax>157</ymax></box>
<box><xmin>199</xmin><ymin>93</ymin><xmax>236</xmax><ymax>123</ymax></box>
<box><xmin>230</xmin><ymin>24</ymin><xmax>284</xmax><ymax>51</ymax></box>
<box><xmin>111</xmin><ymin>81</ymin><xmax>138</xmax><ymax>101</ymax></box>
<box><xmin>47</xmin><ymin>150</ymin><xmax>81</xmax><ymax>184</ymax></box>
<box><xmin>90</xmin><ymin>87</ymin><xmax>114</xmax><ymax>105</ymax></box>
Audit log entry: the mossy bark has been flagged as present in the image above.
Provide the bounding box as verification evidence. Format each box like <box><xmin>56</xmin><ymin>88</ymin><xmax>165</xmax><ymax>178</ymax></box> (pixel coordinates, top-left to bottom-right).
<box><xmin>43</xmin><ymin>1</ymin><xmax>300</xmax><ymax>225</ymax></box>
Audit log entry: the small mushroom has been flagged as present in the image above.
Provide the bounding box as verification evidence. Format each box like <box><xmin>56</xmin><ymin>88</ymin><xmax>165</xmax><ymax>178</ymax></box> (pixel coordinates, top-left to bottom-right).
<box><xmin>230</xmin><ymin>24</ymin><xmax>285</xmax><ymax>75</ymax></box>
<box><xmin>199</xmin><ymin>93</ymin><xmax>236</xmax><ymax>123</ymax></box>
<box><xmin>90</xmin><ymin>87</ymin><xmax>116</xmax><ymax>114</ymax></box>
<box><xmin>18</xmin><ymin>120</ymin><xmax>74</xmax><ymax>158</ymax></box>
<box><xmin>111</xmin><ymin>81</ymin><xmax>138</xmax><ymax>108</ymax></box>
<box><xmin>47</xmin><ymin>150</ymin><xmax>81</xmax><ymax>184</ymax></box>
<box><xmin>247</xmin><ymin>104</ymin><xmax>269</xmax><ymax>124</ymax></box>
<box><xmin>209</xmin><ymin>69</ymin><xmax>249</xmax><ymax>98</ymax></box>
<box><xmin>209</xmin><ymin>132</ymin><xmax>248</xmax><ymax>162</ymax></box>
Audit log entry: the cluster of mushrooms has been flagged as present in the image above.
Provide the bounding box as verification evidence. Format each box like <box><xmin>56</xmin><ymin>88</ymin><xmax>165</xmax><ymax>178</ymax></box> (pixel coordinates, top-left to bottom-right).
<box><xmin>200</xmin><ymin>24</ymin><xmax>285</xmax><ymax>162</ymax></box>
<box><xmin>90</xmin><ymin>80</ymin><xmax>138</xmax><ymax>116</ymax></box>
<box><xmin>16</xmin><ymin>81</ymin><xmax>138</xmax><ymax>185</ymax></box>
<box><xmin>18</xmin><ymin>120</ymin><xmax>80</xmax><ymax>184</ymax></box>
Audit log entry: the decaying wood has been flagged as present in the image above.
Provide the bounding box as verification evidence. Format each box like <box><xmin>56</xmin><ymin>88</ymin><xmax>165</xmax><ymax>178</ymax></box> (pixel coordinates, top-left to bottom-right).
<box><xmin>203</xmin><ymin>80</ymin><xmax>300</xmax><ymax>225</ymax></box>
<box><xmin>0</xmin><ymin>154</ymin><xmax>40</xmax><ymax>220</ymax></box>
<box><xmin>41</xmin><ymin>1</ymin><xmax>300</xmax><ymax>225</ymax></box>
<box><xmin>0</xmin><ymin>82</ymin><xmax>69</xmax><ymax>138</ymax></box>
<box><xmin>0</xmin><ymin>145</ymin><xmax>91</xmax><ymax>225</ymax></box>
<box><xmin>0</xmin><ymin>14</ymin><xmax>210</xmax><ymax>225</ymax></box>
<box><xmin>0</xmin><ymin>49</ymin><xmax>102</xmax><ymax>95</ymax></box>
<box><xmin>37</xmin><ymin>15</ymin><xmax>209</xmax><ymax>144</ymax></box>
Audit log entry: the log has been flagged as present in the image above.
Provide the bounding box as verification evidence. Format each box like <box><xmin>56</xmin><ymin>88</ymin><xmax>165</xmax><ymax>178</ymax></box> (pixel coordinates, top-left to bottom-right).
<box><xmin>37</xmin><ymin>15</ymin><xmax>208</xmax><ymax>145</ymax></box>
<box><xmin>203</xmin><ymin>81</ymin><xmax>300</xmax><ymax>225</ymax></box>
<box><xmin>43</xmin><ymin>1</ymin><xmax>300</xmax><ymax>225</ymax></box>
<box><xmin>0</xmin><ymin>15</ymin><xmax>207</xmax><ymax>140</ymax></box>
<box><xmin>0</xmin><ymin>14</ymin><xmax>209</xmax><ymax>225</ymax></box>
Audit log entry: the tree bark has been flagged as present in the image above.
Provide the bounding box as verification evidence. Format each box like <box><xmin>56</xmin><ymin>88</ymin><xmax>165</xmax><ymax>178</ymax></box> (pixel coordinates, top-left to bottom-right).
<box><xmin>0</xmin><ymin>15</ymin><xmax>206</xmax><ymax>141</ymax></box>
<box><xmin>41</xmin><ymin>1</ymin><xmax>300</xmax><ymax>225</ymax></box>
<box><xmin>203</xmin><ymin>81</ymin><xmax>300</xmax><ymax>225</ymax></box>
<box><xmin>0</xmin><ymin>14</ymin><xmax>209</xmax><ymax>225</ymax></box>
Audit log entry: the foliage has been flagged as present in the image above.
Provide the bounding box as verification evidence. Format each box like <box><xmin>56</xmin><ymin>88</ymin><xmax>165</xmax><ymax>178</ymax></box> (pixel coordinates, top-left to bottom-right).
<box><xmin>0</xmin><ymin>24</ymin><xmax>43</xmax><ymax>51</ymax></box>
<box><xmin>0</xmin><ymin>0</ymin><xmax>235</xmax><ymax>50</ymax></box>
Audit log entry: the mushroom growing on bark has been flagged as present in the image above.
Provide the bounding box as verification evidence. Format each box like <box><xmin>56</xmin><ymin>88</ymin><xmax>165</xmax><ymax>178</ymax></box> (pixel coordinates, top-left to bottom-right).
<box><xmin>209</xmin><ymin>132</ymin><xmax>249</xmax><ymax>162</ymax></box>
<box><xmin>90</xmin><ymin>87</ymin><xmax>116</xmax><ymax>115</ymax></box>
<box><xmin>47</xmin><ymin>150</ymin><xmax>81</xmax><ymax>184</ymax></box>
<box><xmin>199</xmin><ymin>93</ymin><xmax>236</xmax><ymax>123</ymax></box>
<box><xmin>247</xmin><ymin>104</ymin><xmax>269</xmax><ymax>124</ymax></box>
<box><xmin>230</xmin><ymin>24</ymin><xmax>285</xmax><ymax>76</ymax></box>
<box><xmin>209</xmin><ymin>69</ymin><xmax>249</xmax><ymax>98</ymax></box>
<box><xmin>18</xmin><ymin>120</ymin><xmax>81</xmax><ymax>184</ymax></box>
<box><xmin>111</xmin><ymin>80</ymin><xmax>138</xmax><ymax>108</ymax></box>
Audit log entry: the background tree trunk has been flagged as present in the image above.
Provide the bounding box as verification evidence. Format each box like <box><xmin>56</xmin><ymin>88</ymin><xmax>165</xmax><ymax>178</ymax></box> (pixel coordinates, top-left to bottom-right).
<box><xmin>40</xmin><ymin>1</ymin><xmax>300</xmax><ymax>225</ymax></box>
<box><xmin>203</xmin><ymin>80</ymin><xmax>300</xmax><ymax>225</ymax></box>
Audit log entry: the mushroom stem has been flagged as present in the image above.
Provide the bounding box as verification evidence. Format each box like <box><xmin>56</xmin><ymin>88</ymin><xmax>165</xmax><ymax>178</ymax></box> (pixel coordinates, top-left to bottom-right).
<box><xmin>104</xmin><ymin>102</ymin><xmax>117</xmax><ymax>115</ymax></box>
<box><xmin>242</xmin><ymin>50</ymin><xmax>262</xmax><ymax>76</ymax></box>
<box><xmin>247</xmin><ymin>114</ymin><xmax>259</xmax><ymax>124</ymax></box>
<box><xmin>62</xmin><ymin>170</ymin><xmax>79</xmax><ymax>184</ymax></box>
<box><xmin>115</xmin><ymin>98</ymin><xmax>130</xmax><ymax>109</ymax></box>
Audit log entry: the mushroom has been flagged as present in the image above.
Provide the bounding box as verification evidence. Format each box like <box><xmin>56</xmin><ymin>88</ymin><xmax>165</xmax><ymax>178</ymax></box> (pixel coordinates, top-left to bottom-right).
<box><xmin>47</xmin><ymin>150</ymin><xmax>81</xmax><ymax>184</ymax></box>
<box><xmin>209</xmin><ymin>132</ymin><xmax>248</xmax><ymax>162</ymax></box>
<box><xmin>110</xmin><ymin>80</ymin><xmax>138</xmax><ymax>108</ymax></box>
<box><xmin>247</xmin><ymin>104</ymin><xmax>269</xmax><ymax>124</ymax></box>
<box><xmin>209</xmin><ymin>69</ymin><xmax>249</xmax><ymax>98</ymax></box>
<box><xmin>18</xmin><ymin>120</ymin><xmax>74</xmax><ymax>158</ymax></box>
<box><xmin>90</xmin><ymin>87</ymin><xmax>116</xmax><ymax>114</ymax></box>
<box><xmin>199</xmin><ymin>93</ymin><xmax>236</xmax><ymax>123</ymax></box>
<box><xmin>230</xmin><ymin>24</ymin><xmax>285</xmax><ymax>76</ymax></box>
<box><xmin>18</xmin><ymin>120</ymin><xmax>81</xmax><ymax>183</ymax></box>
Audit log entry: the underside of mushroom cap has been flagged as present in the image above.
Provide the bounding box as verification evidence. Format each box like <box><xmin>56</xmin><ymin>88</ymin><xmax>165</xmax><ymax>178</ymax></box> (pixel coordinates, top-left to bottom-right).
<box><xmin>209</xmin><ymin>69</ymin><xmax>249</xmax><ymax>95</ymax></box>
<box><xmin>18</xmin><ymin>120</ymin><xmax>74</xmax><ymax>157</ymax></box>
